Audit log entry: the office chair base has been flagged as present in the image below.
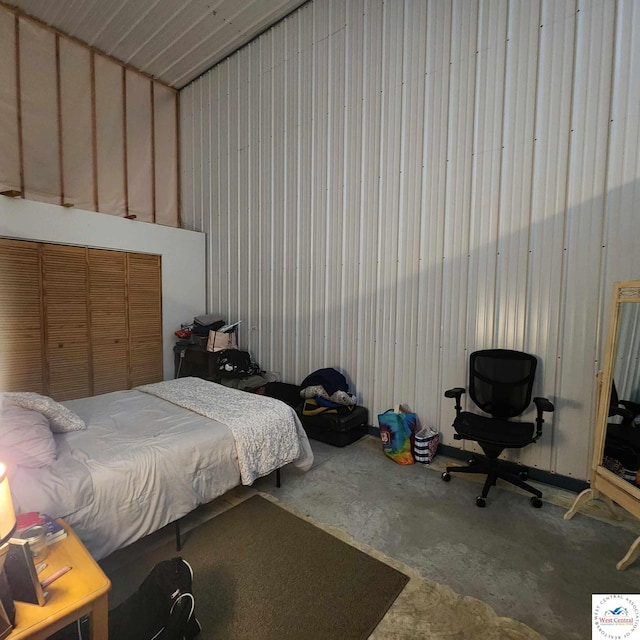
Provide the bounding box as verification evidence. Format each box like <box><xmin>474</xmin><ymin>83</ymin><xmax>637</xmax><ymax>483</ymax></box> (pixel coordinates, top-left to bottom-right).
<box><xmin>442</xmin><ymin>462</ymin><xmax>543</xmax><ymax>507</ymax></box>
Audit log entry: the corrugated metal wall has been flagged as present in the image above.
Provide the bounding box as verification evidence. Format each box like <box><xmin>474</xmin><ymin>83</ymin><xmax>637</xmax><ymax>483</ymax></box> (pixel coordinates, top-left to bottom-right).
<box><xmin>180</xmin><ymin>0</ymin><xmax>640</xmax><ymax>481</ymax></box>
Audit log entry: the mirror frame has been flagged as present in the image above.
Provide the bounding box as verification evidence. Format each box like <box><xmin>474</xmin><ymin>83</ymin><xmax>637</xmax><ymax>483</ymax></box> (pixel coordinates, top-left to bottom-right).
<box><xmin>592</xmin><ymin>281</ymin><xmax>640</xmax><ymax>482</ymax></box>
<box><xmin>565</xmin><ymin>279</ymin><xmax>640</xmax><ymax>570</ymax></box>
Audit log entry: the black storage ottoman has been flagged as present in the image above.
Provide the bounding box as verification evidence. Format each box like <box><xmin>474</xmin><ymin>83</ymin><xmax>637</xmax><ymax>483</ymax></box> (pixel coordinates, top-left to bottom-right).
<box><xmin>297</xmin><ymin>405</ymin><xmax>369</xmax><ymax>447</ymax></box>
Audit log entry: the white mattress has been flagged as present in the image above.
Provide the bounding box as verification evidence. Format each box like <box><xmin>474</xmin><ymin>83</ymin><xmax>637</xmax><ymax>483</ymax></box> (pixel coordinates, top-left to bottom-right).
<box><xmin>10</xmin><ymin>388</ymin><xmax>312</xmax><ymax>559</ymax></box>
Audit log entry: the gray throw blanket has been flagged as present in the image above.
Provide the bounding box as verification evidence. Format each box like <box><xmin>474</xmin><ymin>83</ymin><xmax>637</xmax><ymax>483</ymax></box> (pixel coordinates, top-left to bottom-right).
<box><xmin>137</xmin><ymin>377</ymin><xmax>302</xmax><ymax>484</ymax></box>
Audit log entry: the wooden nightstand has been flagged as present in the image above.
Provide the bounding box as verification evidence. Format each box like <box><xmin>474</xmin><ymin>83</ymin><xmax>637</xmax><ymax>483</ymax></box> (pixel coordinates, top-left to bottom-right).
<box><xmin>8</xmin><ymin>520</ymin><xmax>110</xmax><ymax>640</ymax></box>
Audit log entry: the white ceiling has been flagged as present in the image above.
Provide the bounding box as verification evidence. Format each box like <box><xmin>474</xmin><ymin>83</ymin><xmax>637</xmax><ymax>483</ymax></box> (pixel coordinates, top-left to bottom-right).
<box><xmin>4</xmin><ymin>0</ymin><xmax>307</xmax><ymax>89</ymax></box>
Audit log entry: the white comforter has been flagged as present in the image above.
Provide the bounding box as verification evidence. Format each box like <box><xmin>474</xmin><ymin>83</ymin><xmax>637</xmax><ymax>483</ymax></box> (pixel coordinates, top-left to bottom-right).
<box><xmin>9</xmin><ymin>380</ymin><xmax>313</xmax><ymax>559</ymax></box>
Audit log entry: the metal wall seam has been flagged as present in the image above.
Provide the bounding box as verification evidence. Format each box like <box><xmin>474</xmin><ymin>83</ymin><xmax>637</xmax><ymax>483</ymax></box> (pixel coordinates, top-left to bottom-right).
<box><xmin>236</xmin><ymin>54</ymin><xmax>250</xmax><ymax>337</ymax></box>
<box><xmin>440</xmin><ymin>0</ymin><xmax>478</xmax><ymax>436</ymax></box>
<box><xmin>466</xmin><ymin>0</ymin><xmax>507</xmax><ymax>360</ymax></box>
<box><xmin>219</xmin><ymin>64</ymin><xmax>231</xmax><ymax>319</ymax></box>
<box><xmin>340</xmin><ymin>0</ymin><xmax>364</xmax><ymax>390</ymax></box>
<box><xmin>257</xmin><ymin>35</ymin><xmax>273</xmax><ymax>360</ymax></box>
<box><xmin>323</xmin><ymin>0</ymin><xmax>346</xmax><ymax>370</ymax></box>
<box><xmin>417</xmin><ymin>0</ymin><xmax>452</xmax><ymax>430</ymax></box>
<box><xmin>308</xmin><ymin>1</ymin><xmax>327</xmax><ymax>369</ymax></box>
<box><xmin>247</xmin><ymin>43</ymin><xmax>262</xmax><ymax>358</ymax></box>
<box><xmin>281</xmin><ymin>15</ymin><xmax>299</xmax><ymax>377</ymax></box>
<box><xmin>208</xmin><ymin>67</ymin><xmax>219</xmax><ymax>314</ymax></box>
<box><xmin>495</xmin><ymin>0</ymin><xmax>539</xmax><ymax>351</ymax></box>
<box><xmin>393</xmin><ymin>1</ymin><xmax>426</xmax><ymax>412</ymax></box>
<box><xmin>271</xmin><ymin>30</ymin><xmax>286</xmax><ymax>368</ymax></box>
<box><xmin>375</xmin><ymin>1</ymin><xmax>403</xmax><ymax>412</ymax></box>
<box><xmin>355</xmin><ymin>0</ymin><xmax>384</xmax><ymax>409</ymax></box>
<box><xmin>294</xmin><ymin>6</ymin><xmax>313</xmax><ymax>383</ymax></box>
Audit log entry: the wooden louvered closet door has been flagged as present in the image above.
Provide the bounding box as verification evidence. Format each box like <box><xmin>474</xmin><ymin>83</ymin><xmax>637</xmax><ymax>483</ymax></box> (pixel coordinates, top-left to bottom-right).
<box><xmin>42</xmin><ymin>244</ymin><xmax>91</xmax><ymax>400</ymax></box>
<box><xmin>0</xmin><ymin>239</ymin><xmax>45</xmax><ymax>392</ymax></box>
<box><xmin>89</xmin><ymin>249</ymin><xmax>129</xmax><ymax>394</ymax></box>
<box><xmin>128</xmin><ymin>253</ymin><xmax>163</xmax><ymax>387</ymax></box>
<box><xmin>0</xmin><ymin>238</ymin><xmax>162</xmax><ymax>400</ymax></box>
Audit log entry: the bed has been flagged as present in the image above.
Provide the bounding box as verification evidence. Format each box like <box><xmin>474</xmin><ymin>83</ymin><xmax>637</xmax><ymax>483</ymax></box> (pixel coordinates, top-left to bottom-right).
<box><xmin>1</xmin><ymin>377</ymin><xmax>314</xmax><ymax>560</ymax></box>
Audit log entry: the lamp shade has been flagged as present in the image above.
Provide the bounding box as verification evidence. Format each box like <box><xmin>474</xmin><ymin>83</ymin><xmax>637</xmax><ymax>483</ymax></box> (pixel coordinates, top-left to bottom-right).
<box><xmin>0</xmin><ymin>465</ymin><xmax>16</xmax><ymax>545</ymax></box>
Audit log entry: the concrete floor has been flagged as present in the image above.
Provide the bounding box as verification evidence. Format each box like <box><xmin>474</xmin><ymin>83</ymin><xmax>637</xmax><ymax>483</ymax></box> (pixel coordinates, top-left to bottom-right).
<box><xmin>254</xmin><ymin>436</ymin><xmax>640</xmax><ymax>640</ymax></box>
<box><xmin>102</xmin><ymin>435</ymin><xmax>640</xmax><ymax>640</ymax></box>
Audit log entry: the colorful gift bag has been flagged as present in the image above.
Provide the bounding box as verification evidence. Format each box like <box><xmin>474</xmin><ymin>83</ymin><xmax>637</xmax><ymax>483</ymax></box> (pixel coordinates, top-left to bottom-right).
<box><xmin>378</xmin><ymin>405</ymin><xmax>417</xmax><ymax>465</ymax></box>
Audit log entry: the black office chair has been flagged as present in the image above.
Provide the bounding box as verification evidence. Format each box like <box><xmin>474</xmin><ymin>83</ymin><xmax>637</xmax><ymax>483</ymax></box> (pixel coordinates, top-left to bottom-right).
<box><xmin>605</xmin><ymin>380</ymin><xmax>640</xmax><ymax>472</ymax></box>
<box><xmin>609</xmin><ymin>380</ymin><xmax>639</xmax><ymax>427</ymax></box>
<box><xmin>441</xmin><ymin>349</ymin><xmax>554</xmax><ymax>508</ymax></box>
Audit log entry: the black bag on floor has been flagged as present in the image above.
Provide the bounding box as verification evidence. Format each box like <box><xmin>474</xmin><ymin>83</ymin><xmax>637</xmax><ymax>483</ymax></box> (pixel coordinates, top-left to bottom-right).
<box><xmin>109</xmin><ymin>557</ymin><xmax>201</xmax><ymax>640</ymax></box>
<box><xmin>297</xmin><ymin>405</ymin><xmax>369</xmax><ymax>447</ymax></box>
<box><xmin>263</xmin><ymin>381</ymin><xmax>302</xmax><ymax>408</ymax></box>
<box><xmin>216</xmin><ymin>349</ymin><xmax>260</xmax><ymax>378</ymax></box>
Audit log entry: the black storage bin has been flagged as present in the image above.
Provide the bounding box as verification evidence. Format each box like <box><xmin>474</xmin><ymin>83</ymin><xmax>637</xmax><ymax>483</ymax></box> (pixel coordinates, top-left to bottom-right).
<box><xmin>298</xmin><ymin>405</ymin><xmax>369</xmax><ymax>447</ymax></box>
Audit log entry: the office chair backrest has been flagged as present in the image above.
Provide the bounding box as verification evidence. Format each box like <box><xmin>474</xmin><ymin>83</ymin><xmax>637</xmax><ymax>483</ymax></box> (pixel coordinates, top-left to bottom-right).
<box><xmin>469</xmin><ymin>349</ymin><xmax>537</xmax><ymax>419</ymax></box>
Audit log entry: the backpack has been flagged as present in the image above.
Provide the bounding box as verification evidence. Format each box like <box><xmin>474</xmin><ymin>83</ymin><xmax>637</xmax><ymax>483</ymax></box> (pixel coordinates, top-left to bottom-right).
<box><xmin>108</xmin><ymin>557</ymin><xmax>201</xmax><ymax>640</ymax></box>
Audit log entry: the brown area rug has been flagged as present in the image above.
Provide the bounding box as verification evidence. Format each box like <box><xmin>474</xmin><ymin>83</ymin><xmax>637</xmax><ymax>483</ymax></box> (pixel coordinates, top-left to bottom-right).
<box><xmin>110</xmin><ymin>495</ymin><xmax>409</xmax><ymax>639</ymax></box>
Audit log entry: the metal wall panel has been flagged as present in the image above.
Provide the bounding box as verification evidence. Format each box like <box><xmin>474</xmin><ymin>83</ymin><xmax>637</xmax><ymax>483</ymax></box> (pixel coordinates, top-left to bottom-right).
<box><xmin>180</xmin><ymin>0</ymin><xmax>640</xmax><ymax>480</ymax></box>
<box><xmin>528</xmin><ymin>0</ymin><xmax>576</xmax><ymax>472</ymax></box>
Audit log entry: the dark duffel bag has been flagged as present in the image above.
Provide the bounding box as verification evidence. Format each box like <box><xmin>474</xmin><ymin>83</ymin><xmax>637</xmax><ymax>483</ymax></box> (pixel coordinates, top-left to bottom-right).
<box><xmin>298</xmin><ymin>405</ymin><xmax>369</xmax><ymax>447</ymax></box>
<box><xmin>216</xmin><ymin>349</ymin><xmax>260</xmax><ymax>378</ymax></box>
<box><xmin>263</xmin><ymin>381</ymin><xmax>302</xmax><ymax>408</ymax></box>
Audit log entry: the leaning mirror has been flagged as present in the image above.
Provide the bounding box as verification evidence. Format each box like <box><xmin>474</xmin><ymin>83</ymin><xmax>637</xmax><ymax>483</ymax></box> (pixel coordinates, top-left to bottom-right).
<box><xmin>564</xmin><ymin>280</ymin><xmax>640</xmax><ymax>570</ymax></box>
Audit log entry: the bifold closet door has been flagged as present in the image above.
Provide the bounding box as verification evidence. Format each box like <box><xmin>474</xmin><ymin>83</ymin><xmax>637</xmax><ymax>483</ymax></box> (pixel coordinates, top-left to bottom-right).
<box><xmin>0</xmin><ymin>239</ymin><xmax>162</xmax><ymax>399</ymax></box>
<box><xmin>42</xmin><ymin>244</ymin><xmax>91</xmax><ymax>400</ymax></box>
<box><xmin>89</xmin><ymin>249</ymin><xmax>129</xmax><ymax>394</ymax></box>
<box><xmin>0</xmin><ymin>239</ymin><xmax>45</xmax><ymax>392</ymax></box>
<box><xmin>127</xmin><ymin>253</ymin><xmax>163</xmax><ymax>387</ymax></box>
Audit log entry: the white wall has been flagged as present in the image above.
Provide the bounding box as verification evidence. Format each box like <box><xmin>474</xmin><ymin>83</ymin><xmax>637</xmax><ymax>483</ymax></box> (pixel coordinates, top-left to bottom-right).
<box><xmin>0</xmin><ymin>197</ymin><xmax>206</xmax><ymax>381</ymax></box>
<box><xmin>179</xmin><ymin>0</ymin><xmax>640</xmax><ymax>480</ymax></box>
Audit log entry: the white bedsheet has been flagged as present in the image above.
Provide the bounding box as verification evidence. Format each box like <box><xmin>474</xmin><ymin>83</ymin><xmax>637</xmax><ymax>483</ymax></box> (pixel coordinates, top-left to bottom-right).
<box><xmin>10</xmin><ymin>384</ymin><xmax>313</xmax><ymax>560</ymax></box>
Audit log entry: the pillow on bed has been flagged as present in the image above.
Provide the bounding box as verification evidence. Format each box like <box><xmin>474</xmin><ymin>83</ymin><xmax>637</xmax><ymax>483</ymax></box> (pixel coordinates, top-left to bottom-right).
<box><xmin>2</xmin><ymin>392</ymin><xmax>86</xmax><ymax>433</ymax></box>
<box><xmin>0</xmin><ymin>406</ymin><xmax>57</xmax><ymax>467</ymax></box>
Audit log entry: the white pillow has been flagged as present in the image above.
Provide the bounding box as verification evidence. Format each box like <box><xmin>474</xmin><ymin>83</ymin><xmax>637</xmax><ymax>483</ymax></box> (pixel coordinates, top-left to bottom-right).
<box><xmin>0</xmin><ymin>406</ymin><xmax>57</xmax><ymax>468</ymax></box>
<box><xmin>2</xmin><ymin>392</ymin><xmax>86</xmax><ymax>433</ymax></box>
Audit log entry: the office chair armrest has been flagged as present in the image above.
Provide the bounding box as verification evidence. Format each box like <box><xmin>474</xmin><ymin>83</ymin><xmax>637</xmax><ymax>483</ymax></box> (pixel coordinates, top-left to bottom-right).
<box><xmin>444</xmin><ymin>387</ymin><xmax>465</xmax><ymax>417</ymax></box>
<box><xmin>620</xmin><ymin>399</ymin><xmax>640</xmax><ymax>418</ymax></box>
<box><xmin>532</xmin><ymin>397</ymin><xmax>554</xmax><ymax>442</ymax></box>
<box><xmin>533</xmin><ymin>397</ymin><xmax>554</xmax><ymax>413</ymax></box>
<box><xmin>610</xmin><ymin>405</ymin><xmax>634</xmax><ymax>426</ymax></box>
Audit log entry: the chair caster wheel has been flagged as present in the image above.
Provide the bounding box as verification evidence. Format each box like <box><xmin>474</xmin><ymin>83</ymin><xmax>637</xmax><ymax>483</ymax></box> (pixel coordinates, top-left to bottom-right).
<box><xmin>519</xmin><ymin>471</ymin><xmax>528</xmax><ymax>480</ymax></box>
<box><xmin>476</xmin><ymin>496</ymin><xmax>486</xmax><ymax>508</ymax></box>
<box><xmin>441</xmin><ymin>472</ymin><xmax>451</xmax><ymax>482</ymax></box>
<box><xmin>530</xmin><ymin>497</ymin><xmax>542</xmax><ymax>508</ymax></box>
